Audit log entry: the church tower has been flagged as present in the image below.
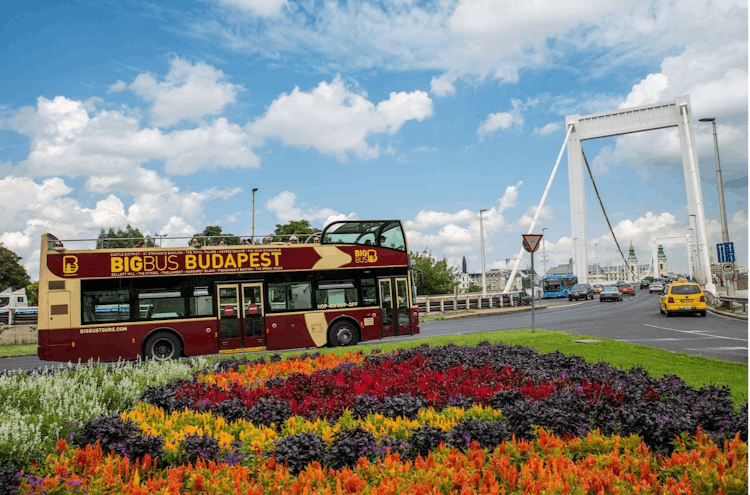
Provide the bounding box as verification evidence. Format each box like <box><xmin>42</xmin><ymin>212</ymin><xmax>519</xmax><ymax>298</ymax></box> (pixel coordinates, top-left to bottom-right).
<box><xmin>462</xmin><ymin>256</ymin><xmax>467</xmax><ymax>274</ymax></box>
<box><xmin>627</xmin><ymin>241</ymin><xmax>639</xmax><ymax>281</ymax></box>
<box><xmin>657</xmin><ymin>245</ymin><xmax>668</xmax><ymax>278</ymax></box>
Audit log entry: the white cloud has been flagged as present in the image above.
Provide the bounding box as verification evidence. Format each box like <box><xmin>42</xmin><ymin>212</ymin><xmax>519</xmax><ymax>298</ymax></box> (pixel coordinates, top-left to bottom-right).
<box><xmin>13</xmin><ymin>95</ymin><xmax>259</xmax><ymax>178</ymax></box>
<box><xmin>430</xmin><ymin>73</ymin><xmax>456</xmax><ymax>97</ymax></box>
<box><xmin>127</xmin><ymin>57</ymin><xmax>244</xmax><ymax>127</ymax></box>
<box><xmin>216</xmin><ymin>0</ymin><xmax>288</xmax><ymax>17</ymax></box>
<box><xmin>265</xmin><ymin>190</ymin><xmax>356</xmax><ymax>227</ymax></box>
<box><xmin>108</xmin><ymin>80</ymin><xmax>127</xmax><ymax>93</ymax></box>
<box><xmin>251</xmin><ymin>76</ymin><xmax>433</xmax><ymax>162</ymax></box>
<box><xmin>406</xmin><ymin>209</ymin><xmax>476</xmax><ymax>230</ymax></box>
<box><xmin>499</xmin><ymin>181</ymin><xmax>523</xmax><ymax>212</ymax></box>
<box><xmin>477</xmin><ymin>99</ymin><xmax>525</xmax><ymax>138</ymax></box>
<box><xmin>533</xmin><ymin>122</ymin><xmax>561</xmax><ymax>137</ymax></box>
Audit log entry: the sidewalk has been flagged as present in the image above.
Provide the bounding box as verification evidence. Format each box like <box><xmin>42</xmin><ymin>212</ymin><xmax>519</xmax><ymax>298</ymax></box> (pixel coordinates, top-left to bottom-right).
<box><xmin>424</xmin><ymin>303</ymin><xmax>547</xmax><ymax>321</ymax></box>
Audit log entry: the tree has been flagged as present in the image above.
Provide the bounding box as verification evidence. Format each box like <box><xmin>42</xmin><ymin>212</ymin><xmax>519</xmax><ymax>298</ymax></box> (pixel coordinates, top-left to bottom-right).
<box><xmin>97</xmin><ymin>225</ymin><xmax>155</xmax><ymax>249</ymax></box>
<box><xmin>465</xmin><ymin>285</ymin><xmax>483</xmax><ymax>293</ymax></box>
<box><xmin>195</xmin><ymin>226</ymin><xmax>241</xmax><ymax>246</ymax></box>
<box><xmin>0</xmin><ymin>244</ymin><xmax>31</xmax><ymax>292</ymax></box>
<box><xmin>410</xmin><ymin>250</ymin><xmax>459</xmax><ymax>295</ymax></box>
<box><xmin>272</xmin><ymin>220</ymin><xmax>320</xmax><ymax>242</ymax></box>
<box><xmin>26</xmin><ymin>281</ymin><xmax>39</xmax><ymax>306</ymax></box>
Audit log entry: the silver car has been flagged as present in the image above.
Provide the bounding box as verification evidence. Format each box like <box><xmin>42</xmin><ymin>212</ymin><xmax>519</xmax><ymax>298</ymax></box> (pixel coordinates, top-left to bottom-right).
<box><xmin>649</xmin><ymin>282</ymin><xmax>664</xmax><ymax>293</ymax></box>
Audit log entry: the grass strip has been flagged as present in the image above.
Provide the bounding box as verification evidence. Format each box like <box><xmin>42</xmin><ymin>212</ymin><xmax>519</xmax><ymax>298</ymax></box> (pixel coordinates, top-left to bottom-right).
<box><xmin>211</xmin><ymin>329</ymin><xmax>748</xmax><ymax>407</ymax></box>
<box><xmin>0</xmin><ymin>343</ymin><xmax>36</xmax><ymax>358</ymax></box>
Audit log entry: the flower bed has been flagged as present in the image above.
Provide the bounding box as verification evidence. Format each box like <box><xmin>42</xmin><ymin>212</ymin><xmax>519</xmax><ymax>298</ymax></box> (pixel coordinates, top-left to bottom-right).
<box><xmin>9</xmin><ymin>342</ymin><xmax>749</xmax><ymax>494</ymax></box>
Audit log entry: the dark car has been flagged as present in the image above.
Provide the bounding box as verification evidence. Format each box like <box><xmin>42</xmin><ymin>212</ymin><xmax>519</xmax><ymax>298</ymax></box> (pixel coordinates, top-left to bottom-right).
<box><xmin>599</xmin><ymin>286</ymin><xmax>622</xmax><ymax>302</ymax></box>
<box><xmin>640</xmin><ymin>280</ymin><xmax>650</xmax><ymax>289</ymax></box>
<box><xmin>568</xmin><ymin>283</ymin><xmax>594</xmax><ymax>301</ymax></box>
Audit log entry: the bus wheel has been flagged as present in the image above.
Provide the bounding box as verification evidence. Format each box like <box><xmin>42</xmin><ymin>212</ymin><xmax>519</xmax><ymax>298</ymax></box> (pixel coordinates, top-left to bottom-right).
<box><xmin>328</xmin><ymin>321</ymin><xmax>359</xmax><ymax>347</ymax></box>
<box><xmin>145</xmin><ymin>332</ymin><xmax>181</xmax><ymax>361</ymax></box>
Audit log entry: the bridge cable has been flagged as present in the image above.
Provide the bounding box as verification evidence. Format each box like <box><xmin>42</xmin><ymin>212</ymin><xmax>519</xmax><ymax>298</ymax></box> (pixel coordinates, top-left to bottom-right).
<box><xmin>580</xmin><ymin>148</ymin><xmax>638</xmax><ymax>281</ymax></box>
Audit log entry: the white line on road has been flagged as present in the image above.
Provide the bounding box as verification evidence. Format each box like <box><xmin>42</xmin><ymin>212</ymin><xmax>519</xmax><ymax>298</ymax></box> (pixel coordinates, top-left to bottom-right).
<box><xmin>644</xmin><ymin>324</ymin><xmax>748</xmax><ymax>342</ymax></box>
<box><xmin>686</xmin><ymin>347</ymin><xmax>747</xmax><ymax>352</ymax></box>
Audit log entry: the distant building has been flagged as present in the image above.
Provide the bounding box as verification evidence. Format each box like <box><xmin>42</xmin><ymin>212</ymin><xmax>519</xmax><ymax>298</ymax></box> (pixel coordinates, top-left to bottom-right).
<box><xmin>546</xmin><ymin>258</ymin><xmax>574</xmax><ymax>276</ymax></box>
<box><xmin>626</xmin><ymin>242</ymin><xmax>640</xmax><ymax>281</ymax></box>
<box><xmin>657</xmin><ymin>245</ymin><xmax>668</xmax><ymax>277</ymax></box>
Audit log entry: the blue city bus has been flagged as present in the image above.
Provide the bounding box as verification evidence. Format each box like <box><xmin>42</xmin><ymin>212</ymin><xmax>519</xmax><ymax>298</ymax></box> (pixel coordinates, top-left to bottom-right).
<box><xmin>542</xmin><ymin>275</ymin><xmax>578</xmax><ymax>298</ymax></box>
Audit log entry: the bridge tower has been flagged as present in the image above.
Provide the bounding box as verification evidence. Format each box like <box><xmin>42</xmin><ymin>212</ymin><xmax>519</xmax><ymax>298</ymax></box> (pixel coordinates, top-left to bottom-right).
<box><xmin>565</xmin><ymin>95</ymin><xmax>714</xmax><ymax>292</ymax></box>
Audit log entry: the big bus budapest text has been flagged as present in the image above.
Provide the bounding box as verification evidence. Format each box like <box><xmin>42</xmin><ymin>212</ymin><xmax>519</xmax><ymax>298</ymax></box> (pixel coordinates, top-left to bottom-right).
<box><xmin>38</xmin><ymin>221</ymin><xmax>420</xmax><ymax>362</ymax></box>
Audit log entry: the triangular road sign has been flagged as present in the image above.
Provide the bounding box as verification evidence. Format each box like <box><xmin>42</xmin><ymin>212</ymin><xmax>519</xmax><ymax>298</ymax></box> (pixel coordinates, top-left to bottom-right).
<box><xmin>522</xmin><ymin>234</ymin><xmax>543</xmax><ymax>253</ymax></box>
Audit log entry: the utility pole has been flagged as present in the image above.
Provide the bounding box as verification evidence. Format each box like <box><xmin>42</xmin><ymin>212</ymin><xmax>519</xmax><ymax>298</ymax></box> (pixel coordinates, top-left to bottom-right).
<box><xmin>252</xmin><ymin>188</ymin><xmax>258</xmax><ymax>244</ymax></box>
<box><xmin>699</xmin><ymin>118</ymin><xmax>734</xmax><ymax>295</ymax></box>
<box><xmin>572</xmin><ymin>238</ymin><xmax>578</xmax><ymax>275</ymax></box>
<box><xmin>594</xmin><ymin>243</ymin><xmax>599</xmax><ymax>282</ymax></box>
<box><xmin>542</xmin><ymin>227</ymin><xmax>548</xmax><ymax>277</ymax></box>
<box><xmin>479</xmin><ymin>209</ymin><xmax>488</xmax><ymax>297</ymax></box>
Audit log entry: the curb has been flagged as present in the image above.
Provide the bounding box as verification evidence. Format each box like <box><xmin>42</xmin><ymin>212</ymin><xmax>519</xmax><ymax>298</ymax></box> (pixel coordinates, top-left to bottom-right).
<box><xmin>707</xmin><ymin>306</ymin><xmax>748</xmax><ymax>320</ymax></box>
<box><xmin>426</xmin><ymin>305</ymin><xmax>548</xmax><ymax>321</ymax></box>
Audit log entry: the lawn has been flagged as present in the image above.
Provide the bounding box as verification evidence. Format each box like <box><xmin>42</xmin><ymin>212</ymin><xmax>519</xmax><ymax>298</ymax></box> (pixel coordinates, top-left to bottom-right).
<box><xmin>0</xmin><ymin>343</ymin><xmax>36</xmax><ymax>358</ymax></box>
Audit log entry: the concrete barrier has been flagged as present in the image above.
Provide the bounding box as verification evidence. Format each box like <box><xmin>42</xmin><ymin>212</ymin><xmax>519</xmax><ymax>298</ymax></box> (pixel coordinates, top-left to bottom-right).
<box><xmin>0</xmin><ymin>324</ymin><xmax>38</xmax><ymax>345</ymax></box>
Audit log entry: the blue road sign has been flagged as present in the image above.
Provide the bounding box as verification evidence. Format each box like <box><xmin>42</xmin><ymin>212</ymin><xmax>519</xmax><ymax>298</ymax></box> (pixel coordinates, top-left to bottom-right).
<box><xmin>717</xmin><ymin>242</ymin><xmax>735</xmax><ymax>263</ymax></box>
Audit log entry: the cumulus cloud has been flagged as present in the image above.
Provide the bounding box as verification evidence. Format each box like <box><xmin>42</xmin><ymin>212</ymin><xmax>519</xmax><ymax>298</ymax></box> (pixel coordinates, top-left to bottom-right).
<box><xmin>0</xmin><ymin>175</ymin><xmax>241</xmax><ymax>278</ymax></box>
<box><xmin>251</xmin><ymin>76</ymin><xmax>433</xmax><ymax>162</ymax></box>
<box><xmin>126</xmin><ymin>57</ymin><xmax>244</xmax><ymax>127</ymax></box>
<box><xmin>430</xmin><ymin>73</ymin><xmax>456</xmax><ymax>97</ymax></box>
<box><xmin>215</xmin><ymin>0</ymin><xmax>288</xmax><ymax>17</ymax></box>
<box><xmin>13</xmin><ymin>95</ymin><xmax>259</xmax><ymax>178</ymax></box>
<box><xmin>533</xmin><ymin>122</ymin><xmax>562</xmax><ymax>136</ymax></box>
<box><xmin>265</xmin><ymin>190</ymin><xmax>356</xmax><ymax>227</ymax></box>
<box><xmin>477</xmin><ymin>99</ymin><xmax>526</xmax><ymax>138</ymax></box>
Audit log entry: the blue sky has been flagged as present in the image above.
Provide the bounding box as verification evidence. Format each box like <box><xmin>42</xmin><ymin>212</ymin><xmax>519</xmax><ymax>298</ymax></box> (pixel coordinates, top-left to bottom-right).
<box><xmin>1</xmin><ymin>0</ymin><xmax>747</xmax><ymax>280</ymax></box>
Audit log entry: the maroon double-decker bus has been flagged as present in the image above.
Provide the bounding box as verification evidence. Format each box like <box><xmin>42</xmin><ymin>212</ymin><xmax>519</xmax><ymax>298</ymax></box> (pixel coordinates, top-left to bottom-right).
<box><xmin>37</xmin><ymin>220</ymin><xmax>419</xmax><ymax>362</ymax></box>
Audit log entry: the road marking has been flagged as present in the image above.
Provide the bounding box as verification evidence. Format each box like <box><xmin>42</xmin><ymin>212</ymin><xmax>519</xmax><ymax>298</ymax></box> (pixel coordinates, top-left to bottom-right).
<box><xmin>644</xmin><ymin>324</ymin><xmax>748</xmax><ymax>342</ymax></box>
<box><xmin>625</xmin><ymin>337</ymin><xmax>712</xmax><ymax>342</ymax></box>
<box><xmin>686</xmin><ymin>347</ymin><xmax>747</xmax><ymax>352</ymax></box>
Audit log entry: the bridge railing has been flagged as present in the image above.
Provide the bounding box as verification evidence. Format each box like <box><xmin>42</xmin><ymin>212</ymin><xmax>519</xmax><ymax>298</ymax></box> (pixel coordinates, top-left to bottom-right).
<box><xmin>416</xmin><ymin>291</ymin><xmax>532</xmax><ymax>313</ymax></box>
<box><xmin>1</xmin><ymin>308</ymin><xmax>39</xmax><ymax>325</ymax></box>
<box><xmin>704</xmin><ymin>292</ymin><xmax>747</xmax><ymax>314</ymax></box>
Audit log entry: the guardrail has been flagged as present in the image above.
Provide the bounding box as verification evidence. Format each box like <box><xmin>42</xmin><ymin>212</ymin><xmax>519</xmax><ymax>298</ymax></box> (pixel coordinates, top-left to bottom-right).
<box><xmin>1</xmin><ymin>308</ymin><xmax>39</xmax><ymax>325</ymax></box>
<box><xmin>416</xmin><ymin>291</ymin><xmax>532</xmax><ymax>313</ymax></box>
<box><xmin>705</xmin><ymin>292</ymin><xmax>747</xmax><ymax>314</ymax></box>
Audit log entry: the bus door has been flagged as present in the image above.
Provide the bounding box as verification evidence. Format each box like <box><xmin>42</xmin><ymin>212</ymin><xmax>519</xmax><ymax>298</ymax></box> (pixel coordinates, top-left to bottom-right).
<box><xmin>216</xmin><ymin>283</ymin><xmax>266</xmax><ymax>352</ymax></box>
<box><xmin>378</xmin><ymin>277</ymin><xmax>412</xmax><ymax>338</ymax></box>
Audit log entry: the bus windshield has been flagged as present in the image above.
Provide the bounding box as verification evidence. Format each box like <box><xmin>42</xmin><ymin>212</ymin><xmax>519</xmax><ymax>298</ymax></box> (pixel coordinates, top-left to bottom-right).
<box><xmin>0</xmin><ymin>297</ymin><xmax>8</xmax><ymax>308</ymax></box>
<box><xmin>322</xmin><ymin>220</ymin><xmax>406</xmax><ymax>251</ymax></box>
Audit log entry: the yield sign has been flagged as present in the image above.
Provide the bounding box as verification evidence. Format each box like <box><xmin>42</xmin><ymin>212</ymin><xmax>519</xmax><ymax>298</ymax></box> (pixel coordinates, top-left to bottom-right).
<box><xmin>522</xmin><ymin>234</ymin><xmax>543</xmax><ymax>253</ymax></box>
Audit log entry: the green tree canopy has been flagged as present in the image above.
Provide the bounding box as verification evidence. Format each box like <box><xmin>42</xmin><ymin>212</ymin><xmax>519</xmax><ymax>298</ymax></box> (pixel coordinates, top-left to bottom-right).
<box><xmin>410</xmin><ymin>250</ymin><xmax>459</xmax><ymax>296</ymax></box>
<box><xmin>0</xmin><ymin>244</ymin><xmax>31</xmax><ymax>292</ymax></box>
<box><xmin>96</xmin><ymin>225</ymin><xmax>155</xmax><ymax>249</ymax></box>
<box><xmin>465</xmin><ymin>285</ymin><xmax>483</xmax><ymax>293</ymax></box>
<box><xmin>195</xmin><ymin>226</ymin><xmax>241</xmax><ymax>246</ymax></box>
<box><xmin>272</xmin><ymin>220</ymin><xmax>320</xmax><ymax>243</ymax></box>
<box><xmin>26</xmin><ymin>281</ymin><xmax>39</xmax><ymax>306</ymax></box>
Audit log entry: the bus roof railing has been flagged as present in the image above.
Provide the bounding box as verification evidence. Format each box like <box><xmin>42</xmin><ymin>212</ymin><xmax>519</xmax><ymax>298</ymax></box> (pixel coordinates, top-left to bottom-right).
<box><xmin>44</xmin><ymin>233</ymin><xmax>323</xmax><ymax>250</ymax></box>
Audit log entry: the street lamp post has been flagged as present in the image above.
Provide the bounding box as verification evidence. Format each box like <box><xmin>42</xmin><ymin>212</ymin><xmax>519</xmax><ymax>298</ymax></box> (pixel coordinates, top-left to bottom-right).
<box><xmin>479</xmin><ymin>209</ymin><xmax>488</xmax><ymax>297</ymax></box>
<box><xmin>155</xmin><ymin>233</ymin><xmax>168</xmax><ymax>247</ymax></box>
<box><xmin>699</xmin><ymin>118</ymin><xmax>734</xmax><ymax>295</ymax></box>
<box><xmin>594</xmin><ymin>243</ymin><xmax>599</xmax><ymax>282</ymax></box>
<box><xmin>252</xmin><ymin>188</ymin><xmax>258</xmax><ymax>244</ymax></box>
<box><xmin>542</xmin><ymin>227</ymin><xmax>548</xmax><ymax>277</ymax></box>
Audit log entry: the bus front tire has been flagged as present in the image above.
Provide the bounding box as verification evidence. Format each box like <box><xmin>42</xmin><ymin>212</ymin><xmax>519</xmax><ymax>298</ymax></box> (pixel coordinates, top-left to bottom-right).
<box><xmin>328</xmin><ymin>321</ymin><xmax>359</xmax><ymax>347</ymax></box>
<box><xmin>144</xmin><ymin>332</ymin><xmax>181</xmax><ymax>361</ymax></box>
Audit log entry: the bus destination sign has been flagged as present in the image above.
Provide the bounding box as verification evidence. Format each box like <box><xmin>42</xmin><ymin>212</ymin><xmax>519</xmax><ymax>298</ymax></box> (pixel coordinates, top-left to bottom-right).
<box><xmin>47</xmin><ymin>245</ymin><xmax>408</xmax><ymax>279</ymax></box>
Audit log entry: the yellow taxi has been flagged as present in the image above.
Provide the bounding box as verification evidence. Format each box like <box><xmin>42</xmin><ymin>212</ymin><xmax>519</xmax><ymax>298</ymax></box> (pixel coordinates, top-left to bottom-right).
<box><xmin>659</xmin><ymin>278</ymin><xmax>706</xmax><ymax>317</ymax></box>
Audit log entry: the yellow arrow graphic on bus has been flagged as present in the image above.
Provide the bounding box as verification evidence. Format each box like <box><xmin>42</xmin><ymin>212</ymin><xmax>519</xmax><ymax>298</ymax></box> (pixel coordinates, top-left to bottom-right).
<box><xmin>312</xmin><ymin>246</ymin><xmax>352</xmax><ymax>270</ymax></box>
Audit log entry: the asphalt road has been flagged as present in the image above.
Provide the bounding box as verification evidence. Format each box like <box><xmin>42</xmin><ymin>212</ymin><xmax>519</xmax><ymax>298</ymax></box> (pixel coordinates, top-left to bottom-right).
<box><xmin>1</xmin><ymin>288</ymin><xmax>746</xmax><ymax>372</ymax></box>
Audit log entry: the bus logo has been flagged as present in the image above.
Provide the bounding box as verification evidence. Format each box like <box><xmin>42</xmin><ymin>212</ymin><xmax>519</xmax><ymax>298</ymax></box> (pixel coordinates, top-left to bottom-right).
<box><xmin>354</xmin><ymin>249</ymin><xmax>377</xmax><ymax>264</ymax></box>
<box><xmin>63</xmin><ymin>256</ymin><xmax>79</xmax><ymax>274</ymax></box>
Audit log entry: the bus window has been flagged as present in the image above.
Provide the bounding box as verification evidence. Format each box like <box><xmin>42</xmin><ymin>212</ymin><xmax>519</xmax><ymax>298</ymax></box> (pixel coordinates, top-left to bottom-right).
<box><xmin>267</xmin><ymin>282</ymin><xmax>312</xmax><ymax>312</ymax></box>
<box><xmin>379</xmin><ymin>222</ymin><xmax>406</xmax><ymax>251</ymax></box>
<box><xmin>138</xmin><ymin>290</ymin><xmax>185</xmax><ymax>320</ymax></box>
<box><xmin>361</xmin><ymin>278</ymin><xmax>377</xmax><ymax>306</ymax></box>
<box><xmin>82</xmin><ymin>289</ymin><xmax>130</xmax><ymax>324</ymax></box>
<box><xmin>190</xmin><ymin>287</ymin><xmax>213</xmax><ymax>316</ymax></box>
<box><xmin>316</xmin><ymin>280</ymin><xmax>357</xmax><ymax>309</ymax></box>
